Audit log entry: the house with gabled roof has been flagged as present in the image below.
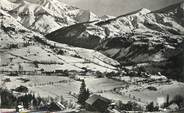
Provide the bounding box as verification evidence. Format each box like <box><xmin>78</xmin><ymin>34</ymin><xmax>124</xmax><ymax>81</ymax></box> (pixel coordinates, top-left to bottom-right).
<box><xmin>85</xmin><ymin>94</ymin><xmax>111</xmax><ymax>113</ymax></box>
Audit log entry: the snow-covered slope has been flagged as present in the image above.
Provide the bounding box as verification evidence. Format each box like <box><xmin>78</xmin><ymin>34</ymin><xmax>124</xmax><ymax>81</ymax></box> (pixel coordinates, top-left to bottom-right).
<box><xmin>46</xmin><ymin>22</ymin><xmax>106</xmax><ymax>49</ymax></box>
<box><xmin>96</xmin><ymin>4</ymin><xmax>184</xmax><ymax>36</ymax></box>
<box><xmin>0</xmin><ymin>8</ymin><xmax>40</xmax><ymax>48</ymax></box>
<box><xmin>0</xmin><ymin>0</ymin><xmax>20</xmax><ymax>11</ymax></box>
<box><xmin>97</xmin><ymin>2</ymin><xmax>184</xmax><ymax>80</ymax></box>
<box><xmin>0</xmin><ymin>7</ymin><xmax>119</xmax><ymax>73</ymax></box>
<box><xmin>1</xmin><ymin>44</ymin><xmax>119</xmax><ymax>72</ymax></box>
<box><xmin>1</xmin><ymin>0</ymin><xmax>183</xmax><ymax>79</ymax></box>
<box><xmin>0</xmin><ymin>0</ymin><xmax>100</xmax><ymax>34</ymax></box>
<box><xmin>46</xmin><ymin>2</ymin><xmax>184</xmax><ymax>48</ymax></box>
<box><xmin>46</xmin><ymin>2</ymin><xmax>184</xmax><ymax>80</ymax></box>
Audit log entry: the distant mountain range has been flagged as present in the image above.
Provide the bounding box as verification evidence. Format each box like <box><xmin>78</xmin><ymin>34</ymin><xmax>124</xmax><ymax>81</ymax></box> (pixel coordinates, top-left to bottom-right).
<box><xmin>46</xmin><ymin>1</ymin><xmax>184</xmax><ymax>80</ymax></box>
<box><xmin>1</xmin><ymin>0</ymin><xmax>100</xmax><ymax>34</ymax></box>
<box><xmin>0</xmin><ymin>0</ymin><xmax>183</xmax><ymax>80</ymax></box>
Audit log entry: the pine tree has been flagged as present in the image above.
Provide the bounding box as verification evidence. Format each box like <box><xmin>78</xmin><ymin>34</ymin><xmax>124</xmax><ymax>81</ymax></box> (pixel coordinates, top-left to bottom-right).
<box><xmin>78</xmin><ymin>80</ymin><xmax>90</xmax><ymax>105</ymax></box>
<box><xmin>146</xmin><ymin>102</ymin><xmax>154</xmax><ymax>112</ymax></box>
<box><xmin>33</xmin><ymin>95</ymin><xmax>38</xmax><ymax>108</ymax></box>
<box><xmin>166</xmin><ymin>94</ymin><xmax>170</xmax><ymax>106</ymax></box>
<box><xmin>146</xmin><ymin>102</ymin><xmax>158</xmax><ymax>112</ymax></box>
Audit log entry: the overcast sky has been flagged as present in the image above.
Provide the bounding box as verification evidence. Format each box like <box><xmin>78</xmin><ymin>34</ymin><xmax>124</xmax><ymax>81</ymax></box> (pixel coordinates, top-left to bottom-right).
<box><xmin>61</xmin><ymin>0</ymin><xmax>184</xmax><ymax>16</ymax></box>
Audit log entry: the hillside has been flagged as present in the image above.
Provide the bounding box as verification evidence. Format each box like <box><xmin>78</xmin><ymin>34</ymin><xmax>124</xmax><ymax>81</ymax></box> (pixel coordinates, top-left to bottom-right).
<box><xmin>0</xmin><ymin>0</ymin><xmax>183</xmax><ymax>80</ymax></box>
<box><xmin>46</xmin><ymin>2</ymin><xmax>184</xmax><ymax>80</ymax></box>
<box><xmin>0</xmin><ymin>0</ymin><xmax>184</xmax><ymax>112</ymax></box>
<box><xmin>46</xmin><ymin>22</ymin><xmax>105</xmax><ymax>49</ymax></box>
<box><xmin>0</xmin><ymin>4</ymin><xmax>119</xmax><ymax>73</ymax></box>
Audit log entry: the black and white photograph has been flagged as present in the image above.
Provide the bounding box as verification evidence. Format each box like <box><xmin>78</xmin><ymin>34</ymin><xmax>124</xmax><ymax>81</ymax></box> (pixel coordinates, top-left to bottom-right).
<box><xmin>0</xmin><ymin>0</ymin><xmax>184</xmax><ymax>113</ymax></box>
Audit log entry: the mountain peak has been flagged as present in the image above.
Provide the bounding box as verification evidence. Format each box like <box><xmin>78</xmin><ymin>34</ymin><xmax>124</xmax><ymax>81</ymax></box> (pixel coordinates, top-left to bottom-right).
<box><xmin>138</xmin><ymin>8</ymin><xmax>151</xmax><ymax>15</ymax></box>
<box><xmin>115</xmin><ymin>7</ymin><xmax>150</xmax><ymax>19</ymax></box>
<box><xmin>5</xmin><ymin>0</ymin><xmax>99</xmax><ymax>34</ymax></box>
<box><xmin>38</xmin><ymin>0</ymin><xmax>68</xmax><ymax>7</ymax></box>
<box><xmin>153</xmin><ymin>1</ymin><xmax>184</xmax><ymax>13</ymax></box>
<box><xmin>39</xmin><ymin>0</ymin><xmax>58</xmax><ymax>6</ymax></box>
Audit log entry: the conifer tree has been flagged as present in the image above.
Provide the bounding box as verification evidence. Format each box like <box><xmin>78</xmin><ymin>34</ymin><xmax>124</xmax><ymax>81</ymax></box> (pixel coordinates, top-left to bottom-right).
<box><xmin>78</xmin><ymin>80</ymin><xmax>90</xmax><ymax>105</ymax></box>
<box><xmin>166</xmin><ymin>94</ymin><xmax>170</xmax><ymax>106</ymax></box>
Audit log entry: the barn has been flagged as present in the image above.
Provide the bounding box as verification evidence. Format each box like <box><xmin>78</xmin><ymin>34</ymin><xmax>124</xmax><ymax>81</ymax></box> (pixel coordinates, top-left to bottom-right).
<box><xmin>85</xmin><ymin>94</ymin><xmax>111</xmax><ymax>113</ymax></box>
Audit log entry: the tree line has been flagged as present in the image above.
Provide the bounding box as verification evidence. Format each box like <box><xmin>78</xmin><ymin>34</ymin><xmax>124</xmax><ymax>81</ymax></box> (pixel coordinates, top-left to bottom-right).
<box><xmin>0</xmin><ymin>88</ymin><xmax>43</xmax><ymax>109</ymax></box>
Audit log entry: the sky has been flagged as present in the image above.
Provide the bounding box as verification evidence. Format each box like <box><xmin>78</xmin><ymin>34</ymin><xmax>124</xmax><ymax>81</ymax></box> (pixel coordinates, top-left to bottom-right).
<box><xmin>61</xmin><ymin>0</ymin><xmax>184</xmax><ymax>16</ymax></box>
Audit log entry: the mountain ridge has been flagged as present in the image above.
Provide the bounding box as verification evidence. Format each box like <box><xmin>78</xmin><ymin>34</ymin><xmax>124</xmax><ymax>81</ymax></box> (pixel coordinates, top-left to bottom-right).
<box><xmin>0</xmin><ymin>1</ymin><xmax>119</xmax><ymax>73</ymax></box>
<box><xmin>0</xmin><ymin>0</ymin><xmax>184</xmax><ymax>80</ymax></box>
<box><xmin>45</xmin><ymin>1</ymin><xmax>184</xmax><ymax>80</ymax></box>
<box><xmin>1</xmin><ymin>0</ymin><xmax>100</xmax><ymax>34</ymax></box>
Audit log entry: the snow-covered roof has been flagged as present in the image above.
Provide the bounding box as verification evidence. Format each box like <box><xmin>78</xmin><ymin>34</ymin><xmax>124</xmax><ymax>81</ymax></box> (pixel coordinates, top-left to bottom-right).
<box><xmin>86</xmin><ymin>94</ymin><xmax>111</xmax><ymax>105</ymax></box>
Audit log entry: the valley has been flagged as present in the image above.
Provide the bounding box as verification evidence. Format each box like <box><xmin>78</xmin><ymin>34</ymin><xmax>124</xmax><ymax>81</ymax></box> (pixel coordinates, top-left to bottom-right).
<box><xmin>0</xmin><ymin>0</ymin><xmax>184</xmax><ymax>113</ymax></box>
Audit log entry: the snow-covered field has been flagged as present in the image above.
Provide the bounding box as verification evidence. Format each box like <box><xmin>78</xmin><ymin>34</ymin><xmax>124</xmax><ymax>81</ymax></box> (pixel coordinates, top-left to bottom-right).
<box><xmin>2</xmin><ymin>75</ymin><xmax>124</xmax><ymax>102</ymax></box>
<box><xmin>109</xmin><ymin>76</ymin><xmax>184</xmax><ymax>105</ymax></box>
<box><xmin>125</xmin><ymin>80</ymin><xmax>184</xmax><ymax>104</ymax></box>
<box><xmin>3</xmin><ymin>75</ymin><xmax>80</xmax><ymax>101</ymax></box>
<box><xmin>3</xmin><ymin>74</ymin><xmax>184</xmax><ymax>107</ymax></box>
<box><xmin>0</xmin><ymin>0</ymin><xmax>184</xmax><ymax>113</ymax></box>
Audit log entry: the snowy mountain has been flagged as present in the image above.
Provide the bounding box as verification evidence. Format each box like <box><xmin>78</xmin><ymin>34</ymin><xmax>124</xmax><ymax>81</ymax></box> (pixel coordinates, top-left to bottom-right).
<box><xmin>0</xmin><ymin>0</ymin><xmax>99</xmax><ymax>34</ymax></box>
<box><xmin>0</xmin><ymin>8</ymin><xmax>40</xmax><ymax>49</ymax></box>
<box><xmin>0</xmin><ymin>0</ymin><xmax>19</xmax><ymax>11</ymax></box>
<box><xmin>0</xmin><ymin>0</ymin><xmax>183</xmax><ymax>80</ymax></box>
<box><xmin>0</xmin><ymin>3</ymin><xmax>119</xmax><ymax>73</ymax></box>
<box><xmin>46</xmin><ymin>2</ymin><xmax>184</xmax><ymax>48</ymax></box>
<box><xmin>1</xmin><ymin>1</ymin><xmax>184</xmax><ymax>111</ymax></box>
<box><xmin>46</xmin><ymin>2</ymin><xmax>184</xmax><ymax>80</ymax></box>
<box><xmin>46</xmin><ymin>22</ymin><xmax>105</xmax><ymax>49</ymax></box>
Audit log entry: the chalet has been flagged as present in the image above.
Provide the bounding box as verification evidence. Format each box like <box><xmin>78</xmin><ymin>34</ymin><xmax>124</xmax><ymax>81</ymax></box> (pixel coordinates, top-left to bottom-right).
<box><xmin>85</xmin><ymin>94</ymin><xmax>111</xmax><ymax>113</ymax></box>
<box><xmin>16</xmin><ymin>105</ymin><xmax>24</xmax><ymax>112</ymax></box>
<box><xmin>167</xmin><ymin>103</ymin><xmax>179</xmax><ymax>111</ymax></box>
